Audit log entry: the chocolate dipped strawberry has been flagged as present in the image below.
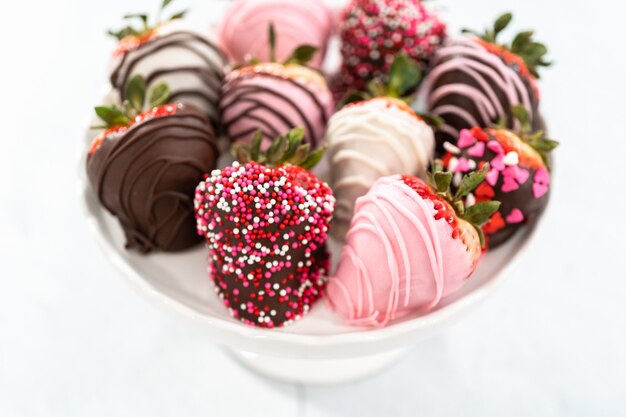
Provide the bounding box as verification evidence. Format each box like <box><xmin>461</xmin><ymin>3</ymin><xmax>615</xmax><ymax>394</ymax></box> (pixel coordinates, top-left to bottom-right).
<box><xmin>194</xmin><ymin>128</ymin><xmax>335</xmax><ymax>328</ymax></box>
<box><xmin>334</xmin><ymin>0</ymin><xmax>447</xmax><ymax>100</ymax></box>
<box><xmin>108</xmin><ymin>0</ymin><xmax>227</xmax><ymax>127</ymax></box>
<box><xmin>441</xmin><ymin>106</ymin><xmax>558</xmax><ymax>248</ymax></box>
<box><xmin>418</xmin><ymin>12</ymin><xmax>551</xmax><ymax>153</ymax></box>
<box><xmin>219</xmin><ymin>25</ymin><xmax>334</xmax><ymax>150</ymax></box>
<box><xmin>327</xmin><ymin>54</ymin><xmax>437</xmax><ymax>240</ymax></box>
<box><xmin>326</xmin><ymin>165</ymin><xmax>499</xmax><ymax>327</ymax></box>
<box><xmin>87</xmin><ymin>75</ymin><xmax>219</xmax><ymax>253</ymax></box>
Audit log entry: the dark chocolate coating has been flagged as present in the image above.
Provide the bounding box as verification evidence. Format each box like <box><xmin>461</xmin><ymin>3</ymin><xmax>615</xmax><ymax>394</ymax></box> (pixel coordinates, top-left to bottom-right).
<box><xmin>445</xmin><ymin>130</ymin><xmax>551</xmax><ymax>248</ymax></box>
<box><xmin>87</xmin><ymin>105</ymin><xmax>219</xmax><ymax>253</ymax></box>
<box><xmin>209</xmin><ymin>215</ymin><xmax>328</xmax><ymax>326</ymax></box>
<box><xmin>419</xmin><ymin>37</ymin><xmax>543</xmax><ymax>155</ymax></box>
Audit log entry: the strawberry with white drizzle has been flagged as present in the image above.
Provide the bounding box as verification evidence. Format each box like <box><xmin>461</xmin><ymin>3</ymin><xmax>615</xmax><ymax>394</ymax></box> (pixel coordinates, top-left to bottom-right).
<box><xmin>441</xmin><ymin>105</ymin><xmax>559</xmax><ymax>248</ymax></box>
<box><xmin>326</xmin><ymin>54</ymin><xmax>437</xmax><ymax>240</ymax></box>
<box><xmin>194</xmin><ymin>128</ymin><xmax>335</xmax><ymax>328</ymax></box>
<box><xmin>326</xmin><ymin>165</ymin><xmax>499</xmax><ymax>327</ymax></box>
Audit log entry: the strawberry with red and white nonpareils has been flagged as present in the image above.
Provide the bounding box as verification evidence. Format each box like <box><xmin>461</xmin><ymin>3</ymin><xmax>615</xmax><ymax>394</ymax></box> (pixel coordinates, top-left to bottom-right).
<box><xmin>194</xmin><ymin>128</ymin><xmax>335</xmax><ymax>328</ymax></box>
<box><xmin>326</xmin><ymin>164</ymin><xmax>500</xmax><ymax>327</ymax></box>
<box><xmin>441</xmin><ymin>105</ymin><xmax>559</xmax><ymax>248</ymax></box>
<box><xmin>332</xmin><ymin>0</ymin><xmax>447</xmax><ymax>101</ymax></box>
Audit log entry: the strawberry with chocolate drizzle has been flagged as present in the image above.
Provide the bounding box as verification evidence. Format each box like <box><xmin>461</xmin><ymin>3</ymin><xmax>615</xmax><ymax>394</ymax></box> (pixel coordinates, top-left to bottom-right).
<box><xmin>441</xmin><ymin>105</ymin><xmax>559</xmax><ymax>248</ymax></box>
<box><xmin>219</xmin><ymin>25</ymin><xmax>334</xmax><ymax>150</ymax></box>
<box><xmin>194</xmin><ymin>128</ymin><xmax>335</xmax><ymax>328</ymax></box>
<box><xmin>87</xmin><ymin>75</ymin><xmax>219</xmax><ymax>253</ymax></box>
<box><xmin>326</xmin><ymin>164</ymin><xmax>500</xmax><ymax>327</ymax></box>
<box><xmin>108</xmin><ymin>0</ymin><xmax>226</xmax><ymax>127</ymax></box>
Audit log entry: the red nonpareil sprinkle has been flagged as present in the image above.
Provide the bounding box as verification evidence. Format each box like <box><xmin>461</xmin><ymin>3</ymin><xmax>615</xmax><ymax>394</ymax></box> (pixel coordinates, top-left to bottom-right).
<box><xmin>401</xmin><ymin>175</ymin><xmax>461</xmax><ymax>240</ymax></box>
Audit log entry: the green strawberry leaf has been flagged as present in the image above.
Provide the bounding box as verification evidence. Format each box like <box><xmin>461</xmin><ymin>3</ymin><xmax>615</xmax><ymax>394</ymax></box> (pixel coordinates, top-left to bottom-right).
<box><xmin>511</xmin><ymin>104</ymin><xmax>532</xmax><ymax>133</ymax></box>
<box><xmin>366</xmin><ymin>78</ymin><xmax>389</xmax><ymax>98</ymax></box>
<box><xmin>95</xmin><ymin>106</ymin><xmax>131</xmax><ymax>128</ymax></box>
<box><xmin>161</xmin><ymin>0</ymin><xmax>173</xmax><ymax>10</ymax></box>
<box><xmin>149</xmin><ymin>83</ymin><xmax>170</xmax><ymax>108</ymax></box>
<box><xmin>124</xmin><ymin>74</ymin><xmax>147</xmax><ymax>113</ymax></box>
<box><xmin>494</xmin><ymin>12</ymin><xmax>512</xmax><ymax>37</ymax></box>
<box><xmin>168</xmin><ymin>10</ymin><xmax>187</xmax><ymax>20</ymax></box>
<box><xmin>463</xmin><ymin>201</ymin><xmax>501</xmax><ymax>226</ymax></box>
<box><xmin>417</xmin><ymin>112</ymin><xmax>443</xmax><ymax>129</ymax></box>
<box><xmin>455</xmin><ymin>164</ymin><xmax>490</xmax><ymax>200</ymax></box>
<box><xmin>300</xmin><ymin>146</ymin><xmax>326</xmax><ymax>170</ymax></box>
<box><xmin>434</xmin><ymin>171</ymin><xmax>453</xmax><ymax>194</ymax></box>
<box><xmin>268</xmin><ymin>23</ymin><xmax>277</xmax><ymax>62</ymax></box>
<box><xmin>284</xmin><ymin>45</ymin><xmax>318</xmax><ymax>66</ymax></box>
<box><xmin>473</xmin><ymin>224</ymin><xmax>487</xmax><ymax>249</ymax></box>
<box><xmin>388</xmin><ymin>54</ymin><xmax>422</xmax><ymax>98</ymax></box>
<box><xmin>250</xmin><ymin>130</ymin><xmax>264</xmax><ymax>162</ymax></box>
<box><xmin>339</xmin><ymin>90</ymin><xmax>370</xmax><ymax>108</ymax></box>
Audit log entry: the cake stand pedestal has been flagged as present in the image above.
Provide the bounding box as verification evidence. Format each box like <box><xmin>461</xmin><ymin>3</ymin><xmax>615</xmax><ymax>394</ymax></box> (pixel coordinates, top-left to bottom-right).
<box><xmin>225</xmin><ymin>347</ymin><xmax>411</xmax><ymax>385</ymax></box>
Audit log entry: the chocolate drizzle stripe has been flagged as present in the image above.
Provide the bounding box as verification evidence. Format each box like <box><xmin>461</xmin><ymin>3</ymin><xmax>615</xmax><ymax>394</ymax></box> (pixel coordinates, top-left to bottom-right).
<box><xmin>220</xmin><ymin>72</ymin><xmax>328</xmax><ymax>146</ymax></box>
<box><xmin>111</xmin><ymin>31</ymin><xmax>226</xmax><ymax>89</ymax></box>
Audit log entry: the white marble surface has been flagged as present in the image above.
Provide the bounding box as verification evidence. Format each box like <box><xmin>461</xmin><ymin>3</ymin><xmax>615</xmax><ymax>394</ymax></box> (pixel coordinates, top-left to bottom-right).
<box><xmin>1</xmin><ymin>0</ymin><xmax>625</xmax><ymax>415</ymax></box>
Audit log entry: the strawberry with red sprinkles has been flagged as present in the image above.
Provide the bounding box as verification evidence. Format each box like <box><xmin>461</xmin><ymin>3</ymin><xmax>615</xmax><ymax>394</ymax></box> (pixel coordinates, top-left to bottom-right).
<box><xmin>334</xmin><ymin>0</ymin><xmax>446</xmax><ymax>100</ymax></box>
<box><xmin>194</xmin><ymin>128</ymin><xmax>335</xmax><ymax>328</ymax></box>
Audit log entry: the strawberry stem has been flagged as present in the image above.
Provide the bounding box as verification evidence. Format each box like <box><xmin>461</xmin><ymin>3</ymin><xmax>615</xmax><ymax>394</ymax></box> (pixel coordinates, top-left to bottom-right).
<box><xmin>231</xmin><ymin>128</ymin><xmax>326</xmax><ymax>170</ymax></box>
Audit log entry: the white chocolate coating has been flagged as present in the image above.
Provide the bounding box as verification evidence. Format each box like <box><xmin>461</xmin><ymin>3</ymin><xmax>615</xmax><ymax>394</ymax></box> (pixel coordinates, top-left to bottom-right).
<box><xmin>326</xmin><ymin>98</ymin><xmax>435</xmax><ymax>240</ymax></box>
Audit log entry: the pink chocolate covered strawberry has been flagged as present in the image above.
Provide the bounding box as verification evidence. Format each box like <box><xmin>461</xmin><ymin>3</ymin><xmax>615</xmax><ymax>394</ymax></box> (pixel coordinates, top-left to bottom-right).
<box><xmin>326</xmin><ymin>164</ymin><xmax>499</xmax><ymax>327</ymax></box>
<box><xmin>195</xmin><ymin>128</ymin><xmax>335</xmax><ymax>328</ymax></box>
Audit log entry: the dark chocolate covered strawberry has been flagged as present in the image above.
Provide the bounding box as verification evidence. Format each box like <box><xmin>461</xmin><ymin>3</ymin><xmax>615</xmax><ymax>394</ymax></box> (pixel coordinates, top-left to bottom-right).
<box><xmin>418</xmin><ymin>12</ymin><xmax>551</xmax><ymax>153</ymax></box>
<box><xmin>87</xmin><ymin>75</ymin><xmax>219</xmax><ymax>253</ymax></box>
<box><xmin>441</xmin><ymin>106</ymin><xmax>558</xmax><ymax>248</ymax></box>
<box><xmin>194</xmin><ymin>128</ymin><xmax>335</xmax><ymax>328</ymax></box>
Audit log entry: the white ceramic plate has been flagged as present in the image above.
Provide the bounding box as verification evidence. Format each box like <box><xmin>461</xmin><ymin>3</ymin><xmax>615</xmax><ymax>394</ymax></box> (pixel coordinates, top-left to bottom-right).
<box><xmin>81</xmin><ymin>161</ymin><xmax>537</xmax><ymax>361</ymax></box>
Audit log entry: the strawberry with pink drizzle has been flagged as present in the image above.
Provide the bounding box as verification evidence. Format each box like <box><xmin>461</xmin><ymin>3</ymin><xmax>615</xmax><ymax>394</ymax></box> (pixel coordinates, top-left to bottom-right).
<box><xmin>333</xmin><ymin>0</ymin><xmax>446</xmax><ymax>101</ymax></box>
<box><xmin>326</xmin><ymin>165</ymin><xmax>499</xmax><ymax>327</ymax></box>
<box><xmin>195</xmin><ymin>128</ymin><xmax>335</xmax><ymax>328</ymax></box>
<box><xmin>417</xmin><ymin>13</ymin><xmax>551</xmax><ymax>153</ymax></box>
<box><xmin>441</xmin><ymin>105</ymin><xmax>559</xmax><ymax>248</ymax></box>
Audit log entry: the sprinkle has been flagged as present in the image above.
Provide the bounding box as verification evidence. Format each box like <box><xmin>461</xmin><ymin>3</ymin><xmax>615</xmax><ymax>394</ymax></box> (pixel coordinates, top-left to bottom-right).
<box><xmin>503</xmin><ymin>151</ymin><xmax>519</xmax><ymax>166</ymax></box>
<box><xmin>506</xmin><ymin>209</ymin><xmax>525</xmax><ymax>224</ymax></box>
<box><xmin>443</xmin><ymin>141</ymin><xmax>461</xmax><ymax>154</ymax></box>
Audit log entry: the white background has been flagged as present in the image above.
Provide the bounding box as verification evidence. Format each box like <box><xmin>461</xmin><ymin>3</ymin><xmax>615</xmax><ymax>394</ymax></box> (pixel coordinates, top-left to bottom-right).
<box><xmin>1</xmin><ymin>0</ymin><xmax>625</xmax><ymax>415</ymax></box>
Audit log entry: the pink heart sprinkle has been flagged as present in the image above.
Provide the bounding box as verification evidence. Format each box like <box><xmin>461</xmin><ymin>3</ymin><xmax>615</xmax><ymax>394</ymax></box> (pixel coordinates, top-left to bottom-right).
<box><xmin>455</xmin><ymin>157</ymin><xmax>471</xmax><ymax>173</ymax></box>
<box><xmin>502</xmin><ymin>176</ymin><xmax>519</xmax><ymax>193</ymax></box>
<box><xmin>486</xmin><ymin>168</ymin><xmax>499</xmax><ymax>186</ymax></box>
<box><xmin>506</xmin><ymin>209</ymin><xmax>524</xmax><ymax>224</ymax></box>
<box><xmin>487</xmin><ymin>140</ymin><xmax>504</xmax><ymax>155</ymax></box>
<box><xmin>503</xmin><ymin>166</ymin><xmax>530</xmax><ymax>185</ymax></box>
<box><xmin>457</xmin><ymin>129</ymin><xmax>476</xmax><ymax>148</ymax></box>
<box><xmin>467</xmin><ymin>141</ymin><xmax>486</xmax><ymax>158</ymax></box>
<box><xmin>491</xmin><ymin>154</ymin><xmax>505</xmax><ymax>171</ymax></box>
<box><xmin>534</xmin><ymin>167</ymin><xmax>550</xmax><ymax>185</ymax></box>
<box><xmin>533</xmin><ymin>183</ymin><xmax>549</xmax><ymax>198</ymax></box>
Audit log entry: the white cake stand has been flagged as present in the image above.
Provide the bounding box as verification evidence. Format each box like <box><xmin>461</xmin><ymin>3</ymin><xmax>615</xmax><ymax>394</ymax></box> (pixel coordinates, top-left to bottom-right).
<box><xmin>80</xmin><ymin>171</ymin><xmax>537</xmax><ymax>384</ymax></box>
